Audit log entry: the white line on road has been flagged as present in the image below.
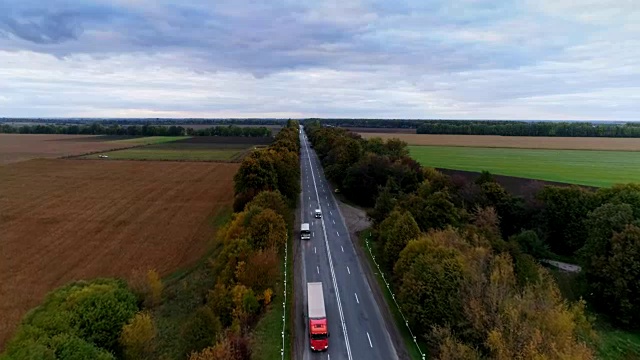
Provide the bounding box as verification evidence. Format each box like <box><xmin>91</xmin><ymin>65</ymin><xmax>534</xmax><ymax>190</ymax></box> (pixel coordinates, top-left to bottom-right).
<box><xmin>332</xmin><ymin>219</ymin><xmax>335</xmax><ymax>224</ymax></box>
<box><xmin>337</xmin><ymin>231</ymin><xmax>340</xmax><ymax>236</ymax></box>
<box><xmin>303</xmin><ymin>135</ymin><xmax>353</xmax><ymax>360</ymax></box>
<box><xmin>317</xmin><ymin>266</ymin><xmax>319</xmax><ymax>274</ymax></box>
<box><xmin>341</xmin><ymin>246</ymin><xmax>344</xmax><ymax>252</ymax></box>
<box><xmin>330</xmin><ymin>211</ymin><xmax>332</xmax><ymax>215</ymax></box>
<box><xmin>367</xmin><ymin>332</ymin><xmax>373</xmax><ymax>348</ymax></box>
<box><xmin>347</xmin><ymin>266</ymin><xmax>350</xmax><ymax>274</ymax></box>
<box><xmin>354</xmin><ymin>293</ymin><xmax>359</xmax><ymax>304</ymax></box>
<box><xmin>314</xmin><ymin>247</ymin><xmax>316</xmax><ymax>254</ymax></box>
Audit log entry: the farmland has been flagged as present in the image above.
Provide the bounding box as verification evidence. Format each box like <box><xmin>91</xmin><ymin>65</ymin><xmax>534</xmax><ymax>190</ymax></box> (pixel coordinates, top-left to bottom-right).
<box><xmin>0</xmin><ymin>159</ymin><xmax>239</xmax><ymax>347</ymax></box>
<box><xmin>358</xmin><ymin>133</ymin><xmax>640</xmax><ymax>151</ymax></box>
<box><xmin>409</xmin><ymin>145</ymin><xmax>640</xmax><ymax>187</ymax></box>
<box><xmin>81</xmin><ymin>136</ymin><xmax>271</xmax><ymax>162</ymax></box>
<box><xmin>0</xmin><ymin>134</ymin><xmax>142</xmax><ymax>165</ymax></box>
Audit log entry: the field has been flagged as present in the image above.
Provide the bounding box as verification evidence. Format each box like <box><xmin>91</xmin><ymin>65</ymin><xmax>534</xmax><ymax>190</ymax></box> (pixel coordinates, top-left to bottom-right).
<box><xmin>0</xmin><ymin>159</ymin><xmax>239</xmax><ymax>347</ymax></box>
<box><xmin>409</xmin><ymin>146</ymin><xmax>640</xmax><ymax>187</ymax></box>
<box><xmin>0</xmin><ymin>134</ymin><xmax>142</xmax><ymax>165</ymax></box>
<box><xmin>358</xmin><ymin>133</ymin><xmax>640</xmax><ymax>151</ymax></box>
<box><xmin>80</xmin><ymin>136</ymin><xmax>271</xmax><ymax>162</ymax></box>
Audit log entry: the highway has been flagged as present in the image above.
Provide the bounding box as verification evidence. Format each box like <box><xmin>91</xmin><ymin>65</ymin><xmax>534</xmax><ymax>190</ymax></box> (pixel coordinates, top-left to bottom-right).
<box><xmin>299</xmin><ymin>127</ymin><xmax>398</xmax><ymax>360</ymax></box>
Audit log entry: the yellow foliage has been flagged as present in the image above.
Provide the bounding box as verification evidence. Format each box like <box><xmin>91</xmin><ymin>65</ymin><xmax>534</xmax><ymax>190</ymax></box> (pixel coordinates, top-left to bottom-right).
<box><xmin>120</xmin><ymin>311</ymin><xmax>156</xmax><ymax>360</ymax></box>
<box><xmin>263</xmin><ymin>288</ymin><xmax>273</xmax><ymax>305</ymax></box>
<box><xmin>147</xmin><ymin>269</ymin><xmax>163</xmax><ymax>307</ymax></box>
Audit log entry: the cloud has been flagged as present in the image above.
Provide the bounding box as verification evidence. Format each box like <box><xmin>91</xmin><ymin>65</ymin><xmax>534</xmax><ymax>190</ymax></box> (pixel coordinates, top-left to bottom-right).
<box><xmin>0</xmin><ymin>0</ymin><xmax>638</xmax><ymax>119</ymax></box>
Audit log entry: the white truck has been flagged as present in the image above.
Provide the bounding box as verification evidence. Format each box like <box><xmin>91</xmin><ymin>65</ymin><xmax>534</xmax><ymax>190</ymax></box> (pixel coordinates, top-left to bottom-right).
<box><xmin>301</xmin><ymin>223</ymin><xmax>311</xmax><ymax>240</ymax></box>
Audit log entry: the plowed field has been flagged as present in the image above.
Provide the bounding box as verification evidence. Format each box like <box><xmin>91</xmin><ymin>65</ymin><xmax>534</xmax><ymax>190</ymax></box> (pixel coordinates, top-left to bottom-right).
<box><xmin>0</xmin><ymin>159</ymin><xmax>239</xmax><ymax>347</ymax></box>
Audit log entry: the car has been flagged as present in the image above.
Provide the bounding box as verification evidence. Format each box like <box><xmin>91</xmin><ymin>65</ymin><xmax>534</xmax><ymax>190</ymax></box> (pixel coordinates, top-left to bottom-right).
<box><xmin>98</xmin><ymin>155</ymin><xmax>109</xmax><ymax>158</ymax></box>
<box><xmin>314</xmin><ymin>209</ymin><xmax>322</xmax><ymax>218</ymax></box>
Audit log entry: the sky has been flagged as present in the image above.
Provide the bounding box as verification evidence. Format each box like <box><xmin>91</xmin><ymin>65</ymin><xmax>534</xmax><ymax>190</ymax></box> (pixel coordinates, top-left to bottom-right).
<box><xmin>0</xmin><ymin>0</ymin><xmax>638</xmax><ymax>120</ymax></box>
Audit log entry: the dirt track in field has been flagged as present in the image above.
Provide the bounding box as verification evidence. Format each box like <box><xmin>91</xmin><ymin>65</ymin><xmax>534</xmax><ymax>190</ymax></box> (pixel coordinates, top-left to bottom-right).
<box><xmin>357</xmin><ymin>133</ymin><xmax>640</xmax><ymax>151</ymax></box>
<box><xmin>0</xmin><ymin>159</ymin><xmax>239</xmax><ymax>348</ymax></box>
<box><xmin>0</xmin><ymin>134</ymin><xmax>137</xmax><ymax>165</ymax></box>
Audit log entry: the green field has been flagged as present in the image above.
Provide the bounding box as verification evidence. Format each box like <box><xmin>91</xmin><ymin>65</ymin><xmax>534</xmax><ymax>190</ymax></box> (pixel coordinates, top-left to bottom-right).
<box><xmin>109</xmin><ymin>136</ymin><xmax>191</xmax><ymax>145</ymax></box>
<box><xmin>409</xmin><ymin>146</ymin><xmax>640</xmax><ymax>187</ymax></box>
<box><xmin>83</xmin><ymin>142</ymin><xmax>251</xmax><ymax>162</ymax></box>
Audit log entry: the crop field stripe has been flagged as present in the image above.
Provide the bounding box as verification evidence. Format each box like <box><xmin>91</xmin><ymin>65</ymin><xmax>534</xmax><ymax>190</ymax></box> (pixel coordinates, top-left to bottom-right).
<box><xmin>359</xmin><ymin>133</ymin><xmax>640</xmax><ymax>151</ymax></box>
<box><xmin>409</xmin><ymin>145</ymin><xmax>640</xmax><ymax>187</ymax></box>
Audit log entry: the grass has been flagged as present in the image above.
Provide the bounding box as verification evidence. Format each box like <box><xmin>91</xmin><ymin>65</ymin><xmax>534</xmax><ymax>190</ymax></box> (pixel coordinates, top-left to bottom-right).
<box><xmin>358</xmin><ymin>229</ymin><xmax>428</xmax><ymax>360</ymax></box>
<box><xmin>152</xmin><ymin>206</ymin><xmax>232</xmax><ymax>359</ymax></box>
<box><xmin>109</xmin><ymin>136</ymin><xmax>190</xmax><ymax>145</ymax></box>
<box><xmin>409</xmin><ymin>145</ymin><xmax>640</xmax><ymax>187</ymax></box>
<box><xmin>84</xmin><ymin>147</ymin><xmax>244</xmax><ymax>161</ymax></box>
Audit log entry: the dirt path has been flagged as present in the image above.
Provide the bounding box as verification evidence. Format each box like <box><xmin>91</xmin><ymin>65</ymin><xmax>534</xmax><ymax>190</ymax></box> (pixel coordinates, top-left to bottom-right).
<box><xmin>337</xmin><ymin>201</ymin><xmax>412</xmax><ymax>360</ymax></box>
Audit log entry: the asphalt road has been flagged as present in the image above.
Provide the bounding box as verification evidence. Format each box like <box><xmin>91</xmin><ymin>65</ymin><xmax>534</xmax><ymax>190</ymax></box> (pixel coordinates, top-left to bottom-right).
<box><xmin>298</xmin><ymin>127</ymin><xmax>398</xmax><ymax>360</ymax></box>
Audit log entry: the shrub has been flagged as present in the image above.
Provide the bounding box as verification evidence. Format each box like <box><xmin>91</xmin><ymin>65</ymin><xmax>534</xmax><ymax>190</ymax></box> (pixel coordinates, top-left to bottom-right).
<box><xmin>180</xmin><ymin>306</ymin><xmax>223</xmax><ymax>354</ymax></box>
<box><xmin>120</xmin><ymin>311</ymin><xmax>156</xmax><ymax>360</ymax></box>
<box><xmin>146</xmin><ymin>269</ymin><xmax>163</xmax><ymax>308</ymax></box>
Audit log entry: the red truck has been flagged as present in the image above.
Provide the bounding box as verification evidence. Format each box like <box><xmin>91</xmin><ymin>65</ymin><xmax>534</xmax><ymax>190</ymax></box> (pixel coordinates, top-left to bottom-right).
<box><xmin>307</xmin><ymin>282</ymin><xmax>329</xmax><ymax>351</ymax></box>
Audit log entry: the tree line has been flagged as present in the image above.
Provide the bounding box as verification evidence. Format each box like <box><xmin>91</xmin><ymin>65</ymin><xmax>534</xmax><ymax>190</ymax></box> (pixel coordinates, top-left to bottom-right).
<box><xmin>1</xmin><ymin>118</ymin><xmax>287</xmax><ymax>126</ymax></box>
<box><xmin>303</xmin><ymin>118</ymin><xmax>640</xmax><ymax>137</ymax></box>
<box><xmin>304</xmin><ymin>122</ymin><xmax>640</xmax><ymax>359</ymax></box>
<box><xmin>0</xmin><ymin>123</ymin><xmax>272</xmax><ymax>137</ymax></box>
<box><xmin>1</xmin><ymin>121</ymin><xmax>301</xmax><ymax>360</ymax></box>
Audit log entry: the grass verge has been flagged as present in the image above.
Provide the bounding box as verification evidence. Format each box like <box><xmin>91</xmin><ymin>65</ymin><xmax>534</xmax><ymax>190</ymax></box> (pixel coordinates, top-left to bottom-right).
<box><xmin>409</xmin><ymin>145</ymin><xmax>640</xmax><ymax>187</ymax></box>
<box><xmin>84</xmin><ymin>147</ymin><xmax>244</xmax><ymax>161</ymax></box>
<box><xmin>358</xmin><ymin>229</ymin><xmax>427</xmax><ymax>360</ymax></box>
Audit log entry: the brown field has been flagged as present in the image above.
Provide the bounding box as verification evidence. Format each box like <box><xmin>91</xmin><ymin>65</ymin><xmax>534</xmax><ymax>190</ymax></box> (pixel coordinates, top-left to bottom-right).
<box><xmin>0</xmin><ymin>134</ymin><xmax>136</xmax><ymax>165</ymax></box>
<box><xmin>345</xmin><ymin>127</ymin><xmax>416</xmax><ymax>134</ymax></box>
<box><xmin>357</xmin><ymin>133</ymin><xmax>640</xmax><ymax>151</ymax></box>
<box><xmin>0</xmin><ymin>159</ymin><xmax>239</xmax><ymax>347</ymax></box>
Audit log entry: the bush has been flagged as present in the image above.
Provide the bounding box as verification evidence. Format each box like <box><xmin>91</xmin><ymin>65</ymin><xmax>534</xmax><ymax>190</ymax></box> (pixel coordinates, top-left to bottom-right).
<box><xmin>180</xmin><ymin>306</ymin><xmax>223</xmax><ymax>354</ymax></box>
<box><xmin>146</xmin><ymin>269</ymin><xmax>163</xmax><ymax>308</ymax></box>
<box><xmin>510</xmin><ymin>230</ymin><xmax>549</xmax><ymax>259</ymax></box>
<box><xmin>120</xmin><ymin>311</ymin><xmax>156</xmax><ymax>360</ymax></box>
<box><xmin>2</xmin><ymin>279</ymin><xmax>137</xmax><ymax>357</ymax></box>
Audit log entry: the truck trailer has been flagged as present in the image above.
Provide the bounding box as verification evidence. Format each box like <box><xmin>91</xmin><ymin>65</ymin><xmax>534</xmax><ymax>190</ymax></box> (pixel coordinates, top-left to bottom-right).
<box><xmin>307</xmin><ymin>282</ymin><xmax>329</xmax><ymax>351</ymax></box>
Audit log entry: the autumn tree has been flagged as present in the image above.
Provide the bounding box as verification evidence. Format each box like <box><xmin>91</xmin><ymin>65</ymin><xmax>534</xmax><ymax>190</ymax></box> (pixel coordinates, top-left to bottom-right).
<box><xmin>244</xmin><ymin>190</ymin><xmax>289</xmax><ymax>224</ymax></box>
<box><xmin>246</xmin><ymin>208</ymin><xmax>287</xmax><ymax>250</ymax></box>
<box><xmin>236</xmin><ymin>248</ymin><xmax>279</xmax><ymax>294</ymax></box>
<box><xmin>120</xmin><ymin>311</ymin><xmax>156</xmax><ymax>360</ymax></box>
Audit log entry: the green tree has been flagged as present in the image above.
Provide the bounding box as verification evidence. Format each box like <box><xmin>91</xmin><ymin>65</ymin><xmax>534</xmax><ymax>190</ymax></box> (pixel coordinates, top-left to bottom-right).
<box><xmin>378</xmin><ymin>211</ymin><xmax>421</xmax><ymax>270</ymax></box>
<box><xmin>180</xmin><ymin>306</ymin><xmax>222</xmax><ymax>355</ymax></box>
<box><xmin>120</xmin><ymin>311</ymin><xmax>156</xmax><ymax>360</ymax></box>
<box><xmin>510</xmin><ymin>230</ymin><xmax>549</xmax><ymax>259</ymax></box>
<box><xmin>244</xmin><ymin>190</ymin><xmax>289</xmax><ymax>223</ymax></box>
<box><xmin>246</xmin><ymin>208</ymin><xmax>287</xmax><ymax>250</ymax></box>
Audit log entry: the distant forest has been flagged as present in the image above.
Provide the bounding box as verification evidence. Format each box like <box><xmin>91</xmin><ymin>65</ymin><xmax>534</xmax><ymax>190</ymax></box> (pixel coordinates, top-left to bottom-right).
<box><xmin>0</xmin><ymin>123</ymin><xmax>272</xmax><ymax>137</ymax></box>
<box><xmin>308</xmin><ymin>118</ymin><xmax>640</xmax><ymax>137</ymax></box>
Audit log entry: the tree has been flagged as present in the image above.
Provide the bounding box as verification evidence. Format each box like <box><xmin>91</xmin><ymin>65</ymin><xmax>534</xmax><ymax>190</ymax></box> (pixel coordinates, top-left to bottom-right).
<box><xmin>146</xmin><ymin>269</ymin><xmax>163</xmax><ymax>308</ymax></box>
<box><xmin>586</xmin><ymin>224</ymin><xmax>640</xmax><ymax>328</ymax></box>
<box><xmin>236</xmin><ymin>248</ymin><xmax>279</xmax><ymax>294</ymax></box>
<box><xmin>246</xmin><ymin>208</ymin><xmax>287</xmax><ymax>250</ymax></box>
<box><xmin>367</xmin><ymin>182</ymin><xmax>397</xmax><ymax>225</ymax></box>
<box><xmin>120</xmin><ymin>311</ymin><xmax>156</xmax><ymax>360</ymax></box>
<box><xmin>244</xmin><ymin>190</ymin><xmax>289</xmax><ymax>224</ymax></box>
<box><xmin>181</xmin><ymin>307</ymin><xmax>223</xmax><ymax>355</ymax></box>
<box><xmin>537</xmin><ymin>186</ymin><xmax>597</xmax><ymax>256</ymax></box>
<box><xmin>475</xmin><ymin>170</ymin><xmax>496</xmax><ymax>185</ymax></box>
<box><xmin>400</xmin><ymin>191</ymin><xmax>460</xmax><ymax>232</ymax></box>
<box><xmin>377</xmin><ymin>211</ymin><xmax>421</xmax><ymax>270</ymax></box>
<box><xmin>233</xmin><ymin>151</ymin><xmax>278</xmax><ymax>199</ymax></box>
<box><xmin>510</xmin><ymin>230</ymin><xmax>549</xmax><ymax>259</ymax></box>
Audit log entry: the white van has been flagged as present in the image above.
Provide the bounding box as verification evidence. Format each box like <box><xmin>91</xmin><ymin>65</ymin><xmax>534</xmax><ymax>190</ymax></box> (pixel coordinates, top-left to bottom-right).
<box><xmin>314</xmin><ymin>209</ymin><xmax>322</xmax><ymax>218</ymax></box>
<box><xmin>301</xmin><ymin>223</ymin><xmax>311</xmax><ymax>240</ymax></box>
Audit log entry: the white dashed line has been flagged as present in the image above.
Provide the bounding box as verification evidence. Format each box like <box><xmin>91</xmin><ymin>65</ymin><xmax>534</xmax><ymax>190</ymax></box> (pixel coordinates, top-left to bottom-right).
<box><xmin>341</xmin><ymin>246</ymin><xmax>344</xmax><ymax>252</ymax></box>
<box><xmin>336</xmin><ymin>231</ymin><xmax>340</xmax><ymax>236</ymax></box>
<box><xmin>317</xmin><ymin>266</ymin><xmax>319</xmax><ymax>274</ymax></box>
<box><xmin>347</xmin><ymin>266</ymin><xmax>350</xmax><ymax>274</ymax></box>
<box><xmin>314</xmin><ymin>247</ymin><xmax>316</xmax><ymax>254</ymax></box>
<box><xmin>367</xmin><ymin>333</ymin><xmax>372</xmax><ymax>348</ymax></box>
<box><xmin>330</xmin><ymin>211</ymin><xmax>333</xmax><ymax>215</ymax></box>
<box><xmin>354</xmin><ymin>293</ymin><xmax>359</xmax><ymax>304</ymax></box>
<box><xmin>332</xmin><ymin>219</ymin><xmax>335</xmax><ymax>224</ymax></box>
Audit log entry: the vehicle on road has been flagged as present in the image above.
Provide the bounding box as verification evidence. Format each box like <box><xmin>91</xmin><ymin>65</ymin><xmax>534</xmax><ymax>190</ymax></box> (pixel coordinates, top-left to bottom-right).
<box><xmin>301</xmin><ymin>223</ymin><xmax>311</xmax><ymax>240</ymax></box>
<box><xmin>314</xmin><ymin>208</ymin><xmax>322</xmax><ymax>218</ymax></box>
<box><xmin>306</xmin><ymin>282</ymin><xmax>329</xmax><ymax>351</ymax></box>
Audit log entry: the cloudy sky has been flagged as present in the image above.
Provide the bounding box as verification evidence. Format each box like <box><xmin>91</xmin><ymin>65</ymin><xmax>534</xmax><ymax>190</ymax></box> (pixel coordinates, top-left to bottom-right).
<box><xmin>1</xmin><ymin>0</ymin><xmax>638</xmax><ymax>119</ymax></box>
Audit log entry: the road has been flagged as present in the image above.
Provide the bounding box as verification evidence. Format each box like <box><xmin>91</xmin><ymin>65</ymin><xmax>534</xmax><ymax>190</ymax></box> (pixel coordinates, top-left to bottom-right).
<box><xmin>298</xmin><ymin>126</ymin><xmax>398</xmax><ymax>360</ymax></box>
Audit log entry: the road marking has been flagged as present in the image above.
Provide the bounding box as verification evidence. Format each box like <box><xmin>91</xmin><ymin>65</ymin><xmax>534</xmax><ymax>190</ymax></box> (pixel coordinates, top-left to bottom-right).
<box><xmin>303</xmin><ymin>134</ymin><xmax>352</xmax><ymax>360</ymax></box>
<box><xmin>354</xmin><ymin>293</ymin><xmax>359</xmax><ymax>304</ymax></box>
<box><xmin>317</xmin><ymin>266</ymin><xmax>319</xmax><ymax>274</ymax></box>
<box><xmin>314</xmin><ymin>247</ymin><xmax>316</xmax><ymax>254</ymax></box>
<box><xmin>341</xmin><ymin>246</ymin><xmax>344</xmax><ymax>252</ymax></box>
<box><xmin>347</xmin><ymin>266</ymin><xmax>350</xmax><ymax>274</ymax></box>
<box><xmin>309</xmin><ymin>196</ymin><xmax>310</xmax><ymax>200</ymax></box>
<box><xmin>337</xmin><ymin>231</ymin><xmax>340</xmax><ymax>236</ymax></box>
<box><xmin>367</xmin><ymin>332</ymin><xmax>373</xmax><ymax>348</ymax></box>
<box><xmin>330</xmin><ymin>211</ymin><xmax>333</xmax><ymax>215</ymax></box>
<box><xmin>312</xmin><ymin>232</ymin><xmax>314</xmax><ymax>237</ymax></box>
<box><xmin>332</xmin><ymin>219</ymin><xmax>335</xmax><ymax>224</ymax></box>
